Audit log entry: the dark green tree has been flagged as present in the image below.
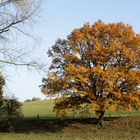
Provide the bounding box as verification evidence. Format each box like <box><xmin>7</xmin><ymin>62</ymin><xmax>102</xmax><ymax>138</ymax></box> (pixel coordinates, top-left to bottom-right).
<box><xmin>0</xmin><ymin>74</ymin><xmax>21</xmax><ymax>132</ymax></box>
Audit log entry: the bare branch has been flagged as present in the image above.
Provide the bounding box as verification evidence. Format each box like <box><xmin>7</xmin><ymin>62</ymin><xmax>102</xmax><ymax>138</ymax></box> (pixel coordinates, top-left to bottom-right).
<box><xmin>0</xmin><ymin>0</ymin><xmax>45</xmax><ymax>72</ymax></box>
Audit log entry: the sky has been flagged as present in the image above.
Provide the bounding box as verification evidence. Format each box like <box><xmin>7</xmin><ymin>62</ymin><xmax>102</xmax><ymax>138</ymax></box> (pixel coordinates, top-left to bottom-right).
<box><xmin>5</xmin><ymin>0</ymin><xmax>140</xmax><ymax>101</ymax></box>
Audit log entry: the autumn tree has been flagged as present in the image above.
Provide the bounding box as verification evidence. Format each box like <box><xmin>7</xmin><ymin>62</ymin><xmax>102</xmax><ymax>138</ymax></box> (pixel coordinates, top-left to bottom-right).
<box><xmin>41</xmin><ymin>21</ymin><xmax>140</xmax><ymax>124</ymax></box>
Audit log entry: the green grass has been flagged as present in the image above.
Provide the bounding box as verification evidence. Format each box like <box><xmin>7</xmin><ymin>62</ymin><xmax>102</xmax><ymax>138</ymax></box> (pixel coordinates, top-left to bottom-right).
<box><xmin>22</xmin><ymin>99</ymin><xmax>140</xmax><ymax>119</ymax></box>
<box><xmin>21</xmin><ymin>99</ymin><xmax>56</xmax><ymax>119</ymax></box>
<box><xmin>1</xmin><ymin>100</ymin><xmax>140</xmax><ymax>140</ymax></box>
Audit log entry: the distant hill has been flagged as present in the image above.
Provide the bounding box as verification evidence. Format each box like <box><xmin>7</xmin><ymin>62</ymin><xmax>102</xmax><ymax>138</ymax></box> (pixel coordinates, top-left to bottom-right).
<box><xmin>22</xmin><ymin>99</ymin><xmax>140</xmax><ymax>119</ymax></box>
<box><xmin>22</xmin><ymin>99</ymin><xmax>56</xmax><ymax>119</ymax></box>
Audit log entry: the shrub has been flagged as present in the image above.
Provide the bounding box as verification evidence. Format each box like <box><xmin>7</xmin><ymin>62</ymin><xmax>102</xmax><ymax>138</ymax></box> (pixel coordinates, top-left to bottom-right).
<box><xmin>0</xmin><ymin>97</ymin><xmax>21</xmax><ymax>132</ymax></box>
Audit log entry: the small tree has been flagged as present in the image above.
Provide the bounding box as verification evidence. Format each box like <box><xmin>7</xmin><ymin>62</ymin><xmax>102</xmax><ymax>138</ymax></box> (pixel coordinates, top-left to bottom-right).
<box><xmin>0</xmin><ymin>74</ymin><xmax>21</xmax><ymax>132</ymax></box>
<box><xmin>0</xmin><ymin>74</ymin><xmax>5</xmax><ymax>105</ymax></box>
<box><xmin>0</xmin><ymin>98</ymin><xmax>21</xmax><ymax>132</ymax></box>
<box><xmin>41</xmin><ymin>21</ymin><xmax>140</xmax><ymax>125</ymax></box>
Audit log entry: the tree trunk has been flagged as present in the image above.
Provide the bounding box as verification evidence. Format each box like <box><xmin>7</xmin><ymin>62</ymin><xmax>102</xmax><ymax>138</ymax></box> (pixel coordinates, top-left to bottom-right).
<box><xmin>95</xmin><ymin>110</ymin><xmax>105</xmax><ymax>128</ymax></box>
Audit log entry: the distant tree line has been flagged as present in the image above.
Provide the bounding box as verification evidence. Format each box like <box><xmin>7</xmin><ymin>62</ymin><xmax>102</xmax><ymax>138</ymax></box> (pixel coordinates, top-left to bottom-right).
<box><xmin>24</xmin><ymin>97</ymin><xmax>41</xmax><ymax>102</ymax></box>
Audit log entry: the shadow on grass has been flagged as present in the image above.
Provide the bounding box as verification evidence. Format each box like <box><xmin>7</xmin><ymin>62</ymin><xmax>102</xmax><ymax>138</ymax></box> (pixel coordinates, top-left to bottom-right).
<box><xmin>15</xmin><ymin>117</ymin><xmax>120</xmax><ymax>134</ymax></box>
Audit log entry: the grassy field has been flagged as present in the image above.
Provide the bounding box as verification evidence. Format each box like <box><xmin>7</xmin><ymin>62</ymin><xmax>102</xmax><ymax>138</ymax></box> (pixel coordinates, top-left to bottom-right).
<box><xmin>21</xmin><ymin>99</ymin><xmax>140</xmax><ymax>119</ymax></box>
<box><xmin>0</xmin><ymin>99</ymin><xmax>140</xmax><ymax>140</ymax></box>
<box><xmin>21</xmin><ymin>99</ymin><xmax>56</xmax><ymax>119</ymax></box>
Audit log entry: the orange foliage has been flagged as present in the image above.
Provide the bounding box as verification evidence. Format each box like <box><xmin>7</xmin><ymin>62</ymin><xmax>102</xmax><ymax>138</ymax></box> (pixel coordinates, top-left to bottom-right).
<box><xmin>41</xmin><ymin>21</ymin><xmax>140</xmax><ymax>119</ymax></box>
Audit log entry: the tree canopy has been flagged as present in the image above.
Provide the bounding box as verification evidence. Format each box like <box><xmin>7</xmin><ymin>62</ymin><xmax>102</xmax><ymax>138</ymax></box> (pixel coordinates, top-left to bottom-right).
<box><xmin>41</xmin><ymin>21</ymin><xmax>140</xmax><ymax>122</ymax></box>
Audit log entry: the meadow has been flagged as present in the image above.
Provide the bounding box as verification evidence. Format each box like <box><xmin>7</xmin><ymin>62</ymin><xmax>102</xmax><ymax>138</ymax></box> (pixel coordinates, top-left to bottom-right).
<box><xmin>21</xmin><ymin>99</ymin><xmax>140</xmax><ymax>119</ymax></box>
<box><xmin>0</xmin><ymin>99</ymin><xmax>140</xmax><ymax>140</ymax></box>
<box><xmin>21</xmin><ymin>99</ymin><xmax>56</xmax><ymax>119</ymax></box>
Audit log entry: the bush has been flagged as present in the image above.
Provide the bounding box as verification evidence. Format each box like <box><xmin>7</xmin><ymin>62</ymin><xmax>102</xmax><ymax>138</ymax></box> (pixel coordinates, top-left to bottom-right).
<box><xmin>0</xmin><ymin>73</ymin><xmax>21</xmax><ymax>132</ymax></box>
<box><xmin>0</xmin><ymin>97</ymin><xmax>21</xmax><ymax>132</ymax></box>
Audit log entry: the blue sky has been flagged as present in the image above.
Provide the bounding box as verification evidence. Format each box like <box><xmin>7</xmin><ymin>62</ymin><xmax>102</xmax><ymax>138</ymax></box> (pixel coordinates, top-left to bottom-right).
<box><xmin>6</xmin><ymin>0</ymin><xmax>140</xmax><ymax>101</ymax></box>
